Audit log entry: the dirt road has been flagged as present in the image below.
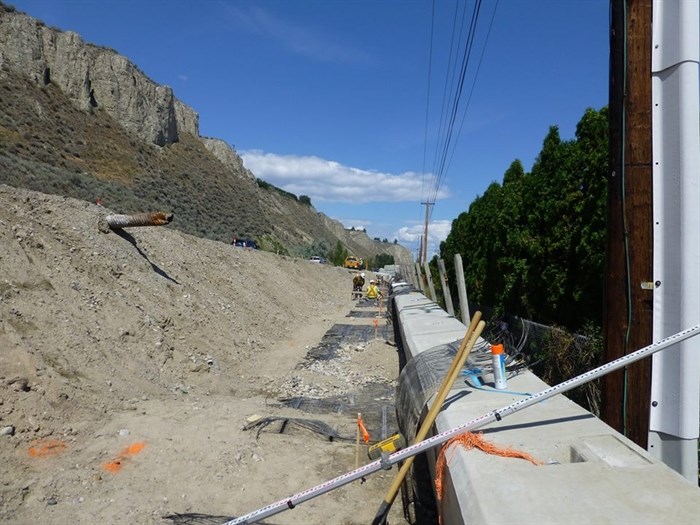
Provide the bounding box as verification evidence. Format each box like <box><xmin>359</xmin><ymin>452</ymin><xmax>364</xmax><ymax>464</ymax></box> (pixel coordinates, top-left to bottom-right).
<box><xmin>0</xmin><ymin>185</ymin><xmax>410</xmax><ymax>524</ymax></box>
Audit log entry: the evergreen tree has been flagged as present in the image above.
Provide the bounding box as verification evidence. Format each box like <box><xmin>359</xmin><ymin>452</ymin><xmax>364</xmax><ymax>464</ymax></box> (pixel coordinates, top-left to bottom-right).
<box><xmin>328</xmin><ymin>241</ymin><xmax>348</xmax><ymax>267</ymax></box>
<box><xmin>440</xmin><ymin>107</ymin><xmax>608</xmax><ymax>331</ymax></box>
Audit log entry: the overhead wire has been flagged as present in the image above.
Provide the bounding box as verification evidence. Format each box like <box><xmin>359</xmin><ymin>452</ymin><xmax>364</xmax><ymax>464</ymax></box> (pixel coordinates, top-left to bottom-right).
<box><xmin>420</xmin><ymin>0</ymin><xmax>437</xmax><ymax>206</ymax></box>
<box><xmin>439</xmin><ymin>0</ymin><xmax>500</xmax><ymax>206</ymax></box>
<box><xmin>426</xmin><ymin>0</ymin><xmax>491</xmax><ymax>206</ymax></box>
<box><xmin>420</xmin><ymin>0</ymin><xmax>438</xmax><ymax>237</ymax></box>
<box><xmin>430</xmin><ymin>0</ymin><xmax>469</xmax><ymax>182</ymax></box>
<box><xmin>420</xmin><ymin>0</ymin><xmax>498</xmax><ymax>246</ymax></box>
<box><xmin>421</xmin><ymin>0</ymin><xmax>462</xmax><ymax>253</ymax></box>
<box><xmin>431</xmin><ymin>0</ymin><xmax>483</xmax><ymax>206</ymax></box>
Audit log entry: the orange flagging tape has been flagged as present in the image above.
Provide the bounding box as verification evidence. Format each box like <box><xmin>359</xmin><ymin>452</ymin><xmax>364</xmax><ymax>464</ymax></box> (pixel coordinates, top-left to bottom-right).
<box><xmin>435</xmin><ymin>432</ymin><xmax>540</xmax><ymax>522</ymax></box>
<box><xmin>28</xmin><ymin>439</ymin><xmax>67</xmax><ymax>458</ymax></box>
<box><xmin>357</xmin><ymin>416</ymin><xmax>371</xmax><ymax>443</ymax></box>
<box><xmin>102</xmin><ymin>441</ymin><xmax>147</xmax><ymax>473</ymax></box>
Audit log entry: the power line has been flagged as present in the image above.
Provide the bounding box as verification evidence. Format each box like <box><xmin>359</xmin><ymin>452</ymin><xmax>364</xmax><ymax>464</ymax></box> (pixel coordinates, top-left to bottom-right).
<box><xmin>431</xmin><ymin>0</ymin><xmax>469</xmax><ymax>182</ymax></box>
<box><xmin>431</xmin><ymin>0</ymin><xmax>483</xmax><ymax>206</ymax></box>
<box><xmin>420</xmin><ymin>0</ymin><xmax>499</xmax><ymax>238</ymax></box>
<box><xmin>440</xmin><ymin>0</ymin><xmax>499</xmax><ymax>199</ymax></box>
<box><xmin>420</xmin><ymin>0</ymin><xmax>436</xmax><ymax>206</ymax></box>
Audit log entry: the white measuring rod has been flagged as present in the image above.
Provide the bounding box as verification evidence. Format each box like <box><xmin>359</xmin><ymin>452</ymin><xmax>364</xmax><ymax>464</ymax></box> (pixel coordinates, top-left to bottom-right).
<box><xmin>222</xmin><ymin>324</ymin><xmax>700</xmax><ymax>525</ymax></box>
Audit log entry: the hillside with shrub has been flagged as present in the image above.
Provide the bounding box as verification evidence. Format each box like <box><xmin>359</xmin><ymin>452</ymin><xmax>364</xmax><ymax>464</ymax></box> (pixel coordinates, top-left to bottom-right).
<box><xmin>0</xmin><ymin>2</ymin><xmax>412</xmax><ymax>267</ymax></box>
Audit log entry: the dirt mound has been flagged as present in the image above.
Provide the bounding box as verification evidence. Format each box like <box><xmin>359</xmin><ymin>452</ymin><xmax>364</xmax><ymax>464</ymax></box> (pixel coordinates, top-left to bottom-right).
<box><xmin>0</xmin><ymin>184</ymin><xmax>408</xmax><ymax>524</ymax></box>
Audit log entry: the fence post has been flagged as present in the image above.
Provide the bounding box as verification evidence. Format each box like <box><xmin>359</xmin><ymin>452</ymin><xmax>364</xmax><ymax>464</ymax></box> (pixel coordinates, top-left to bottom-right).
<box><xmin>437</xmin><ymin>258</ymin><xmax>455</xmax><ymax>315</ymax></box>
<box><xmin>454</xmin><ymin>253</ymin><xmax>471</xmax><ymax>324</ymax></box>
<box><xmin>414</xmin><ymin>262</ymin><xmax>426</xmax><ymax>294</ymax></box>
<box><xmin>423</xmin><ymin>261</ymin><xmax>436</xmax><ymax>302</ymax></box>
<box><xmin>404</xmin><ymin>264</ymin><xmax>415</xmax><ymax>287</ymax></box>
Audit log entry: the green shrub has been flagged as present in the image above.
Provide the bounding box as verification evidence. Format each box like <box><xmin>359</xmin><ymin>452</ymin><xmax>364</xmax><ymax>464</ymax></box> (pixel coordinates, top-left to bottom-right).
<box><xmin>259</xmin><ymin>234</ymin><xmax>289</xmax><ymax>255</ymax></box>
<box><xmin>530</xmin><ymin>322</ymin><xmax>602</xmax><ymax>415</ymax></box>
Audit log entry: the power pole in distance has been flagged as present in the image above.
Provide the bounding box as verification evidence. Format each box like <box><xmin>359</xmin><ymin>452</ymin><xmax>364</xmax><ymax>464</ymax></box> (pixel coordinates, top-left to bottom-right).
<box><xmin>421</xmin><ymin>201</ymin><xmax>434</xmax><ymax>265</ymax></box>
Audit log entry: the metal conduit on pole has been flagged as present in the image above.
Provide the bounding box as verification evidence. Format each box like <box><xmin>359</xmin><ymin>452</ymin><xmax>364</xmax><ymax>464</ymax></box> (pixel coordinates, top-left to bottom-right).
<box><xmin>423</xmin><ymin>261</ymin><xmax>437</xmax><ymax>302</ymax></box>
<box><xmin>437</xmin><ymin>258</ymin><xmax>455</xmax><ymax>316</ymax></box>
<box><xmin>454</xmin><ymin>254</ymin><xmax>471</xmax><ymax>324</ymax></box>
<box><xmin>103</xmin><ymin>212</ymin><xmax>174</xmax><ymax>230</ymax></box>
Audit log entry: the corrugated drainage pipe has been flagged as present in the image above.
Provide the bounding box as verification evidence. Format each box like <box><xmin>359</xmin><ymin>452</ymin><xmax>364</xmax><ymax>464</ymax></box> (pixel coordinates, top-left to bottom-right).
<box><xmin>100</xmin><ymin>212</ymin><xmax>173</xmax><ymax>232</ymax></box>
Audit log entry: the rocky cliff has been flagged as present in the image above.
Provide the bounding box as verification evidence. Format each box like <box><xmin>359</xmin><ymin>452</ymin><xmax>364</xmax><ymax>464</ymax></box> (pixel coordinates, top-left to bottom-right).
<box><xmin>201</xmin><ymin>137</ymin><xmax>256</xmax><ymax>180</ymax></box>
<box><xmin>0</xmin><ymin>4</ymin><xmax>197</xmax><ymax>146</ymax></box>
<box><xmin>0</xmin><ymin>2</ymin><xmax>413</xmax><ymax>267</ymax></box>
<box><xmin>319</xmin><ymin>214</ymin><xmax>413</xmax><ymax>269</ymax></box>
<box><xmin>346</xmin><ymin>228</ymin><xmax>414</xmax><ymax>269</ymax></box>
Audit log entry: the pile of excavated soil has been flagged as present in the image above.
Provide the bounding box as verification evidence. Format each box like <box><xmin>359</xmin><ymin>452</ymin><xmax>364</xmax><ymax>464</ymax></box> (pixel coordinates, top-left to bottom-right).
<box><xmin>0</xmin><ymin>184</ymin><xmax>410</xmax><ymax>524</ymax></box>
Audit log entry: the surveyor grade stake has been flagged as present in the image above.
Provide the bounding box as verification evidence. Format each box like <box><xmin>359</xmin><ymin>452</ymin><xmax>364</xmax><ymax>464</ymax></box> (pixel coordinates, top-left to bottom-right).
<box><xmin>222</xmin><ymin>324</ymin><xmax>700</xmax><ymax>525</ymax></box>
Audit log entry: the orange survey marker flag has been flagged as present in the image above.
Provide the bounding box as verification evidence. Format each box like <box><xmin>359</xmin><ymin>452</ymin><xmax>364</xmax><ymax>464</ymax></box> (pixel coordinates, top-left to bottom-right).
<box><xmin>357</xmin><ymin>415</ymin><xmax>371</xmax><ymax>443</ymax></box>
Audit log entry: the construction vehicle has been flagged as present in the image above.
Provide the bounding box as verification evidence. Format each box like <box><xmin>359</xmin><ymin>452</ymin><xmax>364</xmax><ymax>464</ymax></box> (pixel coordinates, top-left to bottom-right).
<box><xmin>343</xmin><ymin>256</ymin><xmax>361</xmax><ymax>269</ymax></box>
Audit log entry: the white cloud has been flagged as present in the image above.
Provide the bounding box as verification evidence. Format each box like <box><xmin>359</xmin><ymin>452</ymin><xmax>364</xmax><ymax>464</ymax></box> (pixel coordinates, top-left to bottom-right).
<box><xmin>395</xmin><ymin>220</ymin><xmax>451</xmax><ymax>243</ymax></box>
<box><xmin>240</xmin><ymin>150</ymin><xmax>450</xmax><ymax>204</ymax></box>
<box><xmin>178</xmin><ymin>74</ymin><xmax>189</xmax><ymax>81</ymax></box>
<box><xmin>395</xmin><ymin>219</ymin><xmax>451</xmax><ymax>257</ymax></box>
<box><xmin>428</xmin><ymin>220</ymin><xmax>453</xmax><ymax>245</ymax></box>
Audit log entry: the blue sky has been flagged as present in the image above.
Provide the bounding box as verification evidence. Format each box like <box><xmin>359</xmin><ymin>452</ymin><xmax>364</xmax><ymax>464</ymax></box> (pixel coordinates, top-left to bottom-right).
<box><xmin>10</xmin><ymin>0</ymin><xmax>609</xmax><ymax>258</ymax></box>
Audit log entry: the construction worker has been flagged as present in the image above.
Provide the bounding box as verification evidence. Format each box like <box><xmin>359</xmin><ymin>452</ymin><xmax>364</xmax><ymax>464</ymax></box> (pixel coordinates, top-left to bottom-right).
<box><xmin>352</xmin><ymin>272</ymin><xmax>365</xmax><ymax>292</ymax></box>
<box><xmin>366</xmin><ymin>279</ymin><xmax>383</xmax><ymax>302</ymax></box>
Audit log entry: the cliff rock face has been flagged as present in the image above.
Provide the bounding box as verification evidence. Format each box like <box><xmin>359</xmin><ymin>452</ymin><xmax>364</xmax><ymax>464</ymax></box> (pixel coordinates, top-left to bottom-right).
<box><xmin>0</xmin><ymin>2</ymin><xmax>415</xmax><ymax>265</ymax></box>
<box><xmin>201</xmin><ymin>137</ymin><xmax>256</xmax><ymax>180</ymax></box>
<box><xmin>0</xmin><ymin>4</ymin><xmax>198</xmax><ymax>146</ymax></box>
<box><xmin>346</xmin><ymin>229</ymin><xmax>414</xmax><ymax>270</ymax></box>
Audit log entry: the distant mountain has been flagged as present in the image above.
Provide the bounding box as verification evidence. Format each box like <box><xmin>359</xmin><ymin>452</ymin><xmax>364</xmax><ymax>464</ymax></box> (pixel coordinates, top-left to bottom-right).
<box><xmin>0</xmin><ymin>1</ymin><xmax>412</xmax><ymax>267</ymax></box>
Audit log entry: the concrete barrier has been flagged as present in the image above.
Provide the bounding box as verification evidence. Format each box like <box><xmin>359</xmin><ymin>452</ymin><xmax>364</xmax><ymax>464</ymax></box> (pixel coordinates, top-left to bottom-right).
<box><xmin>393</xmin><ymin>291</ymin><xmax>700</xmax><ymax>525</ymax></box>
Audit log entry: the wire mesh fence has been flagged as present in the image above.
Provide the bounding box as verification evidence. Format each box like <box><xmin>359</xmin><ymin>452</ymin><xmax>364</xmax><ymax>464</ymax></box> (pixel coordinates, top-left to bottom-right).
<box><xmin>482</xmin><ymin>314</ymin><xmax>602</xmax><ymax>416</ymax></box>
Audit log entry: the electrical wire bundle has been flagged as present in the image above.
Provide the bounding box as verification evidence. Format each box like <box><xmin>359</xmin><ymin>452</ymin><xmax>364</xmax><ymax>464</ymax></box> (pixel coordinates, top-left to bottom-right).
<box><xmin>243</xmin><ymin>416</ymin><xmax>354</xmax><ymax>442</ymax></box>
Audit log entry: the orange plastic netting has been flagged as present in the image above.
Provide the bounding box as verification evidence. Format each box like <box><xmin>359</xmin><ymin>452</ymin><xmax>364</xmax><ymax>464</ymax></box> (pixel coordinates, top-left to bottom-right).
<box><xmin>435</xmin><ymin>432</ymin><xmax>541</xmax><ymax>523</ymax></box>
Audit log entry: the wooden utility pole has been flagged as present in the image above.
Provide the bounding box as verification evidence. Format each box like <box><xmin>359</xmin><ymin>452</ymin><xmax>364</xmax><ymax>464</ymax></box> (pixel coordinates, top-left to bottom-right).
<box><xmin>602</xmin><ymin>0</ymin><xmax>654</xmax><ymax>448</ymax></box>
<box><xmin>421</xmin><ymin>201</ymin><xmax>433</xmax><ymax>265</ymax></box>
